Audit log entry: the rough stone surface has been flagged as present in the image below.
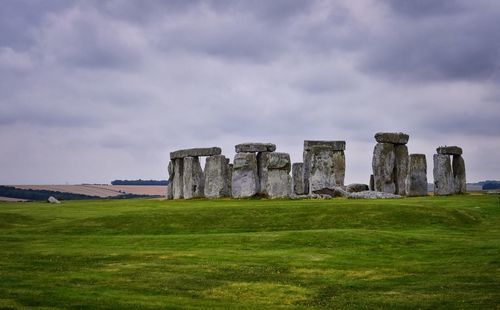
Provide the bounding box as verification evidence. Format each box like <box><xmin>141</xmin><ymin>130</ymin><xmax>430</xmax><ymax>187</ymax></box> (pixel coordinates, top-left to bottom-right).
<box><xmin>372</xmin><ymin>143</ymin><xmax>396</xmax><ymax>194</ymax></box>
<box><xmin>170</xmin><ymin>147</ymin><xmax>221</xmax><ymax>160</ymax></box>
<box><xmin>308</xmin><ymin>146</ymin><xmax>339</xmax><ymax>193</ymax></box>
<box><xmin>266</xmin><ymin>152</ymin><xmax>291</xmax><ymax>171</ymax></box>
<box><xmin>312</xmin><ymin>187</ymin><xmax>401</xmax><ymax>199</ymax></box>
<box><xmin>346</xmin><ymin>183</ymin><xmax>370</xmax><ymax>193</ymax></box>
<box><xmin>48</xmin><ymin>196</ymin><xmax>60</xmax><ymax>204</ymax></box>
<box><xmin>183</xmin><ymin>157</ymin><xmax>204</xmax><ymax>199</ymax></box>
<box><xmin>232</xmin><ymin>152</ymin><xmax>259</xmax><ymax>198</ymax></box>
<box><xmin>204</xmin><ymin>155</ymin><xmax>230</xmax><ymax>198</ymax></box>
<box><xmin>369</xmin><ymin>174</ymin><xmax>374</xmax><ymax>191</ymax></box>
<box><xmin>332</xmin><ymin>151</ymin><xmax>345</xmax><ymax>186</ymax></box>
<box><xmin>166</xmin><ymin>161</ymin><xmax>174</xmax><ymax>199</ymax></box>
<box><xmin>374</xmin><ymin>132</ymin><xmax>409</xmax><ymax>145</ymax></box>
<box><xmin>303</xmin><ymin>141</ymin><xmax>346</xmax><ymax>194</ymax></box>
<box><xmin>304</xmin><ymin>140</ymin><xmax>346</xmax><ymax>151</ymax></box>
<box><xmin>313</xmin><ymin>187</ymin><xmax>348</xmax><ymax>197</ymax></box>
<box><xmin>227</xmin><ymin>162</ymin><xmax>233</xmax><ymax>194</ymax></box>
<box><xmin>266</xmin><ymin>170</ymin><xmax>291</xmax><ymax>198</ymax></box>
<box><xmin>394</xmin><ymin>144</ymin><xmax>409</xmax><ymax>195</ymax></box>
<box><xmin>453</xmin><ymin>155</ymin><xmax>466</xmax><ymax>194</ymax></box>
<box><xmin>292</xmin><ymin>163</ymin><xmax>305</xmax><ymax>195</ymax></box>
<box><xmin>348</xmin><ymin>191</ymin><xmax>402</xmax><ymax>199</ymax></box>
<box><xmin>235</xmin><ymin>143</ymin><xmax>276</xmax><ymax>153</ymax></box>
<box><xmin>433</xmin><ymin>154</ymin><xmax>453</xmax><ymax>196</ymax></box>
<box><xmin>257</xmin><ymin>152</ymin><xmax>270</xmax><ymax>195</ymax></box>
<box><xmin>172</xmin><ymin>158</ymin><xmax>184</xmax><ymax>199</ymax></box>
<box><xmin>437</xmin><ymin>146</ymin><xmax>462</xmax><ymax>156</ymax></box>
<box><xmin>405</xmin><ymin>154</ymin><xmax>427</xmax><ymax>197</ymax></box>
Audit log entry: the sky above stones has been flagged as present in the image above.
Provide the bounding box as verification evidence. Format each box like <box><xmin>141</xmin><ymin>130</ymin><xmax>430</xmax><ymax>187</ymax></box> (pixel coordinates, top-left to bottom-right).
<box><xmin>1</xmin><ymin>0</ymin><xmax>499</xmax><ymax>184</ymax></box>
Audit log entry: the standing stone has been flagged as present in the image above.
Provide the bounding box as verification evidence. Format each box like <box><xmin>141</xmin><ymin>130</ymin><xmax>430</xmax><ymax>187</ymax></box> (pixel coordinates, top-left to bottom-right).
<box><xmin>263</xmin><ymin>152</ymin><xmax>291</xmax><ymax>198</ymax></box>
<box><xmin>433</xmin><ymin>154</ymin><xmax>453</xmax><ymax>196</ymax></box>
<box><xmin>232</xmin><ymin>153</ymin><xmax>259</xmax><ymax>198</ymax></box>
<box><xmin>257</xmin><ymin>151</ymin><xmax>270</xmax><ymax>195</ymax></box>
<box><xmin>183</xmin><ymin>157</ymin><xmax>204</xmax><ymax>199</ymax></box>
<box><xmin>309</xmin><ymin>146</ymin><xmax>338</xmax><ymax>193</ymax></box>
<box><xmin>394</xmin><ymin>145</ymin><xmax>409</xmax><ymax>195</ymax></box>
<box><xmin>332</xmin><ymin>151</ymin><xmax>346</xmax><ymax>187</ymax></box>
<box><xmin>166</xmin><ymin>161</ymin><xmax>174</xmax><ymax>199</ymax></box>
<box><xmin>406</xmin><ymin>154</ymin><xmax>427</xmax><ymax>197</ymax></box>
<box><xmin>369</xmin><ymin>174</ymin><xmax>374</xmax><ymax>191</ymax></box>
<box><xmin>372</xmin><ymin>143</ymin><xmax>396</xmax><ymax>194</ymax></box>
<box><xmin>172</xmin><ymin>158</ymin><xmax>184</xmax><ymax>199</ymax></box>
<box><xmin>227</xmin><ymin>163</ymin><xmax>233</xmax><ymax>194</ymax></box>
<box><xmin>204</xmin><ymin>155</ymin><xmax>230</xmax><ymax>198</ymax></box>
<box><xmin>292</xmin><ymin>163</ymin><xmax>305</xmax><ymax>195</ymax></box>
<box><xmin>452</xmin><ymin>155</ymin><xmax>466</xmax><ymax>194</ymax></box>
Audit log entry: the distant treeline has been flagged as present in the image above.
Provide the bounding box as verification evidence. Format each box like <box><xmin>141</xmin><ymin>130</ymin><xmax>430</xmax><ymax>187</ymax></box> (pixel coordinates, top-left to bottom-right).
<box><xmin>111</xmin><ymin>179</ymin><xmax>168</xmax><ymax>186</ymax></box>
<box><xmin>0</xmin><ymin>186</ymin><xmax>98</xmax><ymax>201</ymax></box>
<box><xmin>482</xmin><ymin>181</ymin><xmax>500</xmax><ymax>190</ymax></box>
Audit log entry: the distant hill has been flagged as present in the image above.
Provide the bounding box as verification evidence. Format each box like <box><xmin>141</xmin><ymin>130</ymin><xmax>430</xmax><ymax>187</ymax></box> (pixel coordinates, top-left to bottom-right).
<box><xmin>111</xmin><ymin>179</ymin><xmax>168</xmax><ymax>186</ymax></box>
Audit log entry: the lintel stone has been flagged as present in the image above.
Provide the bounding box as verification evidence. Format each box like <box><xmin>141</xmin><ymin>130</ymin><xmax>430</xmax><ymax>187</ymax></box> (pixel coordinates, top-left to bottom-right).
<box><xmin>374</xmin><ymin>132</ymin><xmax>409</xmax><ymax>145</ymax></box>
<box><xmin>235</xmin><ymin>143</ymin><xmax>276</xmax><ymax>153</ymax></box>
<box><xmin>437</xmin><ymin>146</ymin><xmax>463</xmax><ymax>155</ymax></box>
<box><xmin>304</xmin><ymin>140</ymin><xmax>345</xmax><ymax>151</ymax></box>
<box><xmin>170</xmin><ymin>147</ymin><xmax>221</xmax><ymax>159</ymax></box>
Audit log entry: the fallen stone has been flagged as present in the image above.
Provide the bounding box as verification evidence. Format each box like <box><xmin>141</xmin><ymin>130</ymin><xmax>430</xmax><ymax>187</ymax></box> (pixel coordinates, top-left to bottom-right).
<box><xmin>232</xmin><ymin>152</ymin><xmax>259</xmax><ymax>198</ymax></box>
<box><xmin>394</xmin><ymin>144</ymin><xmax>409</xmax><ymax>195</ymax></box>
<box><xmin>437</xmin><ymin>146</ymin><xmax>462</xmax><ymax>156</ymax></box>
<box><xmin>372</xmin><ymin>143</ymin><xmax>396</xmax><ymax>194</ymax></box>
<box><xmin>312</xmin><ymin>187</ymin><xmax>349</xmax><ymax>198</ymax></box>
<box><xmin>292</xmin><ymin>163</ymin><xmax>305</xmax><ymax>195</ymax></box>
<box><xmin>346</xmin><ymin>183</ymin><xmax>370</xmax><ymax>193</ymax></box>
<box><xmin>348</xmin><ymin>191</ymin><xmax>402</xmax><ymax>199</ymax></box>
<box><xmin>47</xmin><ymin>196</ymin><xmax>60</xmax><ymax>204</ymax></box>
<box><xmin>374</xmin><ymin>132</ymin><xmax>409</xmax><ymax>145</ymax></box>
<box><xmin>204</xmin><ymin>155</ymin><xmax>230</xmax><ymax>198</ymax></box>
<box><xmin>405</xmin><ymin>154</ymin><xmax>427</xmax><ymax>197</ymax></box>
<box><xmin>183</xmin><ymin>157</ymin><xmax>204</xmax><ymax>199</ymax></box>
<box><xmin>235</xmin><ymin>143</ymin><xmax>276</xmax><ymax>153</ymax></box>
<box><xmin>452</xmin><ymin>155</ymin><xmax>466</xmax><ymax>194</ymax></box>
<box><xmin>433</xmin><ymin>154</ymin><xmax>453</xmax><ymax>196</ymax></box>
<box><xmin>170</xmin><ymin>147</ymin><xmax>221</xmax><ymax>160</ymax></box>
<box><xmin>172</xmin><ymin>158</ymin><xmax>184</xmax><ymax>199</ymax></box>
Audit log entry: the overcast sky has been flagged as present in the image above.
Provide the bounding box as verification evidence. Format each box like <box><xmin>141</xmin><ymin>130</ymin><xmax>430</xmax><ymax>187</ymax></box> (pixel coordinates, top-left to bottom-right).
<box><xmin>1</xmin><ymin>0</ymin><xmax>499</xmax><ymax>185</ymax></box>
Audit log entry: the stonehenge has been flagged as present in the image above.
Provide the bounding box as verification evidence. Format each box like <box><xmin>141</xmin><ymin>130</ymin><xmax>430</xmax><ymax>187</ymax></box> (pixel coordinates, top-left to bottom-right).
<box><xmin>166</xmin><ymin>136</ymin><xmax>467</xmax><ymax>200</ymax></box>
<box><xmin>433</xmin><ymin>146</ymin><xmax>466</xmax><ymax>195</ymax></box>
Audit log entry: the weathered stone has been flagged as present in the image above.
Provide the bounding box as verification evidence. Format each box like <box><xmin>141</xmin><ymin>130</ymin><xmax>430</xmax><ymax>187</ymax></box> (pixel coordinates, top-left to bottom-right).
<box><xmin>204</xmin><ymin>155</ymin><xmax>230</xmax><ymax>198</ymax></box>
<box><xmin>405</xmin><ymin>154</ymin><xmax>427</xmax><ymax>197</ymax></box>
<box><xmin>47</xmin><ymin>196</ymin><xmax>60</xmax><ymax>204</ymax></box>
<box><xmin>372</xmin><ymin>143</ymin><xmax>396</xmax><ymax>194</ymax></box>
<box><xmin>346</xmin><ymin>183</ymin><xmax>369</xmax><ymax>193</ymax></box>
<box><xmin>232</xmin><ymin>152</ymin><xmax>259</xmax><ymax>198</ymax></box>
<box><xmin>303</xmin><ymin>141</ymin><xmax>346</xmax><ymax>194</ymax></box>
<box><xmin>304</xmin><ymin>140</ymin><xmax>346</xmax><ymax>151</ymax></box>
<box><xmin>313</xmin><ymin>187</ymin><xmax>348</xmax><ymax>197</ymax></box>
<box><xmin>332</xmin><ymin>151</ymin><xmax>345</xmax><ymax>186</ymax></box>
<box><xmin>166</xmin><ymin>161</ymin><xmax>174</xmax><ymax>199</ymax></box>
<box><xmin>257</xmin><ymin>152</ymin><xmax>270</xmax><ymax>195</ymax></box>
<box><xmin>437</xmin><ymin>146</ymin><xmax>462</xmax><ymax>156</ymax></box>
<box><xmin>374</xmin><ymin>132</ymin><xmax>409</xmax><ymax>145</ymax></box>
<box><xmin>227</xmin><ymin>163</ymin><xmax>233</xmax><ymax>194</ymax></box>
<box><xmin>266</xmin><ymin>170</ymin><xmax>291</xmax><ymax>198</ymax></box>
<box><xmin>292</xmin><ymin>163</ymin><xmax>305</xmax><ymax>195</ymax></box>
<box><xmin>308</xmin><ymin>146</ymin><xmax>338</xmax><ymax>193</ymax></box>
<box><xmin>170</xmin><ymin>147</ymin><xmax>221</xmax><ymax>160</ymax></box>
<box><xmin>348</xmin><ymin>191</ymin><xmax>402</xmax><ymax>199</ymax></box>
<box><xmin>183</xmin><ymin>157</ymin><xmax>204</xmax><ymax>199</ymax></box>
<box><xmin>369</xmin><ymin>174</ymin><xmax>374</xmax><ymax>191</ymax></box>
<box><xmin>452</xmin><ymin>155</ymin><xmax>466</xmax><ymax>194</ymax></box>
<box><xmin>172</xmin><ymin>158</ymin><xmax>184</xmax><ymax>199</ymax></box>
<box><xmin>235</xmin><ymin>143</ymin><xmax>276</xmax><ymax>153</ymax></box>
<box><xmin>394</xmin><ymin>144</ymin><xmax>409</xmax><ymax>195</ymax></box>
<box><xmin>267</xmin><ymin>152</ymin><xmax>291</xmax><ymax>171</ymax></box>
<box><xmin>433</xmin><ymin>154</ymin><xmax>453</xmax><ymax>196</ymax></box>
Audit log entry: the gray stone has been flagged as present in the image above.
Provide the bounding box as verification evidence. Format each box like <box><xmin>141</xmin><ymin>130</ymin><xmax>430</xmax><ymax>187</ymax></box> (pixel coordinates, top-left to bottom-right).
<box><xmin>204</xmin><ymin>155</ymin><xmax>230</xmax><ymax>198</ymax></box>
<box><xmin>170</xmin><ymin>147</ymin><xmax>221</xmax><ymax>160</ymax></box>
<box><xmin>303</xmin><ymin>141</ymin><xmax>346</xmax><ymax>194</ymax></box>
<box><xmin>312</xmin><ymin>187</ymin><xmax>348</xmax><ymax>198</ymax></box>
<box><xmin>292</xmin><ymin>163</ymin><xmax>305</xmax><ymax>195</ymax></box>
<box><xmin>304</xmin><ymin>140</ymin><xmax>346</xmax><ymax>151</ymax></box>
<box><xmin>394</xmin><ymin>144</ymin><xmax>409</xmax><ymax>195</ymax></box>
<box><xmin>405</xmin><ymin>154</ymin><xmax>427</xmax><ymax>197</ymax></box>
<box><xmin>308</xmin><ymin>146</ymin><xmax>339</xmax><ymax>193</ymax></box>
<box><xmin>452</xmin><ymin>155</ymin><xmax>466</xmax><ymax>194</ymax></box>
<box><xmin>227</xmin><ymin>163</ymin><xmax>233</xmax><ymax>194</ymax></box>
<box><xmin>47</xmin><ymin>196</ymin><xmax>60</xmax><ymax>204</ymax></box>
<box><xmin>369</xmin><ymin>174</ymin><xmax>374</xmax><ymax>191</ymax></box>
<box><xmin>266</xmin><ymin>170</ymin><xmax>291</xmax><ymax>198</ymax></box>
<box><xmin>166</xmin><ymin>161</ymin><xmax>174</xmax><ymax>199</ymax></box>
<box><xmin>332</xmin><ymin>151</ymin><xmax>345</xmax><ymax>186</ymax></box>
<box><xmin>235</xmin><ymin>143</ymin><xmax>276</xmax><ymax>153</ymax></box>
<box><xmin>433</xmin><ymin>154</ymin><xmax>453</xmax><ymax>196</ymax></box>
<box><xmin>437</xmin><ymin>146</ymin><xmax>462</xmax><ymax>156</ymax></box>
<box><xmin>348</xmin><ymin>191</ymin><xmax>402</xmax><ymax>199</ymax></box>
<box><xmin>172</xmin><ymin>158</ymin><xmax>184</xmax><ymax>199</ymax></box>
<box><xmin>257</xmin><ymin>151</ymin><xmax>270</xmax><ymax>195</ymax></box>
<box><xmin>232</xmin><ymin>152</ymin><xmax>259</xmax><ymax>198</ymax></box>
<box><xmin>372</xmin><ymin>143</ymin><xmax>396</xmax><ymax>194</ymax></box>
<box><xmin>183</xmin><ymin>157</ymin><xmax>204</xmax><ymax>199</ymax></box>
<box><xmin>346</xmin><ymin>183</ymin><xmax>370</xmax><ymax>193</ymax></box>
<box><xmin>374</xmin><ymin>132</ymin><xmax>409</xmax><ymax>145</ymax></box>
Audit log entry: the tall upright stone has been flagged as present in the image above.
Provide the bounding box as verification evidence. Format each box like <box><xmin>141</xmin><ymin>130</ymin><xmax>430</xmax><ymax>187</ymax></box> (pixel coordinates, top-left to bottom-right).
<box><xmin>369</xmin><ymin>174</ymin><xmax>374</xmax><ymax>191</ymax></box>
<box><xmin>204</xmin><ymin>155</ymin><xmax>230</xmax><ymax>199</ymax></box>
<box><xmin>406</xmin><ymin>154</ymin><xmax>427</xmax><ymax>197</ymax></box>
<box><xmin>172</xmin><ymin>158</ymin><xmax>184</xmax><ymax>199</ymax></box>
<box><xmin>309</xmin><ymin>146</ymin><xmax>339</xmax><ymax>193</ymax></box>
<box><xmin>232</xmin><ymin>152</ymin><xmax>259</xmax><ymax>198</ymax></box>
<box><xmin>263</xmin><ymin>152</ymin><xmax>291</xmax><ymax>198</ymax></box>
<box><xmin>166</xmin><ymin>161</ymin><xmax>174</xmax><ymax>199</ymax></box>
<box><xmin>257</xmin><ymin>151</ymin><xmax>270</xmax><ymax>195</ymax></box>
<box><xmin>372</xmin><ymin>142</ymin><xmax>396</xmax><ymax>193</ymax></box>
<box><xmin>183</xmin><ymin>157</ymin><xmax>204</xmax><ymax>199</ymax></box>
<box><xmin>292</xmin><ymin>163</ymin><xmax>305</xmax><ymax>195</ymax></box>
<box><xmin>394</xmin><ymin>145</ymin><xmax>409</xmax><ymax>195</ymax></box>
<box><xmin>433</xmin><ymin>154</ymin><xmax>453</xmax><ymax>196</ymax></box>
<box><xmin>452</xmin><ymin>155</ymin><xmax>466</xmax><ymax>194</ymax></box>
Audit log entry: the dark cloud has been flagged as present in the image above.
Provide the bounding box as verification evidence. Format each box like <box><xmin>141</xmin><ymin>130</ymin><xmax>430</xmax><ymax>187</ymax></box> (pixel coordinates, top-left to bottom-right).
<box><xmin>385</xmin><ymin>0</ymin><xmax>463</xmax><ymax>18</ymax></box>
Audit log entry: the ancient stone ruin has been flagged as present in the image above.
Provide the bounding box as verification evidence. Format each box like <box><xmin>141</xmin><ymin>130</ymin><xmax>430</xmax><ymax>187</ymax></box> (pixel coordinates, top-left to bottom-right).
<box><xmin>371</xmin><ymin>132</ymin><xmax>409</xmax><ymax>195</ymax></box>
<box><xmin>433</xmin><ymin>146</ymin><xmax>466</xmax><ymax>196</ymax></box>
<box><xmin>166</xmin><ymin>135</ymin><xmax>467</xmax><ymax>200</ymax></box>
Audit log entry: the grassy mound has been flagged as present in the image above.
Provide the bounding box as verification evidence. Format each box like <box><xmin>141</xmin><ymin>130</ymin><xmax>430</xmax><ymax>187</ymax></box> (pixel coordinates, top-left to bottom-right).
<box><xmin>0</xmin><ymin>195</ymin><xmax>499</xmax><ymax>309</ymax></box>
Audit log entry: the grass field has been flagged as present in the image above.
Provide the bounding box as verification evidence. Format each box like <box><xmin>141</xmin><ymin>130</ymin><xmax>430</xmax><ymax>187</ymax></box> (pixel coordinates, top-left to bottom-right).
<box><xmin>0</xmin><ymin>195</ymin><xmax>499</xmax><ymax>309</ymax></box>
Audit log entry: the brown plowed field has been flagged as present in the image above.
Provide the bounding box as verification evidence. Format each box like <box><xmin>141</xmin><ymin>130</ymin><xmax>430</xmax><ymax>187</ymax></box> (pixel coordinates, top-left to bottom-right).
<box><xmin>11</xmin><ymin>185</ymin><xmax>166</xmax><ymax>198</ymax></box>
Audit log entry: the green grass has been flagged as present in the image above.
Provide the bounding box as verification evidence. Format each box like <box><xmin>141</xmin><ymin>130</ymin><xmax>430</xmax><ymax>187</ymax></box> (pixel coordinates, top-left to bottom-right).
<box><xmin>0</xmin><ymin>195</ymin><xmax>499</xmax><ymax>309</ymax></box>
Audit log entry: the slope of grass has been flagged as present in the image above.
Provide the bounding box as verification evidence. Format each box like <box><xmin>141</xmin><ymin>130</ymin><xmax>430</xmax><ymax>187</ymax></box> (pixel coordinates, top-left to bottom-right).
<box><xmin>0</xmin><ymin>195</ymin><xmax>499</xmax><ymax>309</ymax></box>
